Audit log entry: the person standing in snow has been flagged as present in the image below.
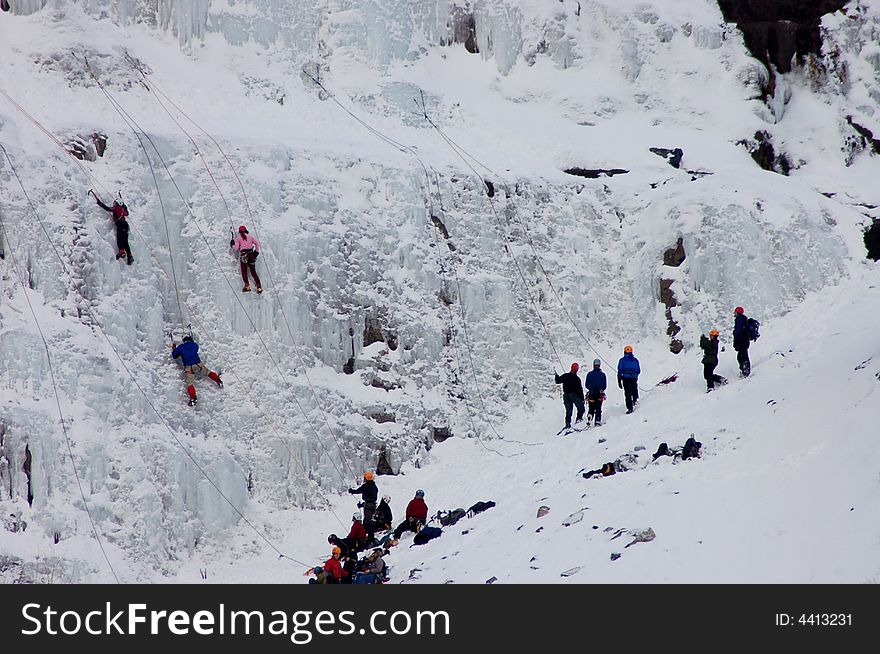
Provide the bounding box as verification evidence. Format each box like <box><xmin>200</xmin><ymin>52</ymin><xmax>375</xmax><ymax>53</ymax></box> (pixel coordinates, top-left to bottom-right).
<box><xmin>393</xmin><ymin>489</ymin><xmax>428</xmax><ymax>539</ymax></box>
<box><xmin>348</xmin><ymin>471</ymin><xmax>378</xmax><ymax>528</ymax></box>
<box><xmin>617</xmin><ymin>345</ymin><xmax>640</xmax><ymax>414</ymax></box>
<box><xmin>554</xmin><ymin>362</ymin><xmax>586</xmax><ymax>430</ymax></box>
<box><xmin>732</xmin><ymin>307</ymin><xmax>751</xmax><ymax>377</ymax></box>
<box><xmin>230</xmin><ymin>225</ymin><xmax>262</xmax><ymax>293</ymax></box>
<box><xmin>90</xmin><ymin>190</ymin><xmax>133</xmax><ymax>265</ymax></box>
<box><xmin>700</xmin><ymin>329</ymin><xmax>727</xmax><ymax>391</ymax></box>
<box><xmin>170</xmin><ymin>335</ymin><xmax>223</xmax><ymax>406</ymax></box>
<box><xmin>584</xmin><ymin>359</ymin><xmax>607</xmax><ymax>426</ymax></box>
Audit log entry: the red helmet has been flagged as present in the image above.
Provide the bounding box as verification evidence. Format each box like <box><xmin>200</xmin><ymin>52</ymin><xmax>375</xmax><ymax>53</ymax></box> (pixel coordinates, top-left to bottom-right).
<box><xmin>570</xmin><ymin>362</ymin><xmax>579</xmax><ymax>372</ymax></box>
<box><xmin>734</xmin><ymin>306</ymin><xmax>744</xmax><ymax>314</ymax></box>
<box><xmin>238</xmin><ymin>225</ymin><xmax>248</xmax><ymax>233</ymax></box>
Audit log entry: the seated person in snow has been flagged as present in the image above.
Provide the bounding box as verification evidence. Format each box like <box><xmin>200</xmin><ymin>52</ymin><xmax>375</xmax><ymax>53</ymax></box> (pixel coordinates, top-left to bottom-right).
<box><xmin>353</xmin><ymin>549</ymin><xmax>387</xmax><ymax>584</ymax></box>
<box><xmin>347</xmin><ymin>511</ymin><xmax>368</xmax><ymax>552</ymax></box>
<box><xmin>393</xmin><ymin>490</ymin><xmax>428</xmax><ymax>539</ymax></box>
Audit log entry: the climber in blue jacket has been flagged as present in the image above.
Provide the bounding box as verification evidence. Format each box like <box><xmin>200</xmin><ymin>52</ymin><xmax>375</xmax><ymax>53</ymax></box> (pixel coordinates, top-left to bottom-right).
<box><xmin>171</xmin><ymin>335</ymin><xmax>223</xmax><ymax>406</ymax></box>
<box><xmin>617</xmin><ymin>345</ymin><xmax>640</xmax><ymax>414</ymax></box>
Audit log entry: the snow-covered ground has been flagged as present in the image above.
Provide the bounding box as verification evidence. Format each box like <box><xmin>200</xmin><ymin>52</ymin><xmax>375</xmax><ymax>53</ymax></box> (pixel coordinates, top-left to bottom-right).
<box><xmin>0</xmin><ymin>0</ymin><xmax>878</xmax><ymax>583</ymax></box>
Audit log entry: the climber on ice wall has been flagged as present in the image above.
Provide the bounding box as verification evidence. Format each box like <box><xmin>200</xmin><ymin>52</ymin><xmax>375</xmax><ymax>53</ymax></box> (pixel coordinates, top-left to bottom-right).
<box><xmin>170</xmin><ymin>335</ymin><xmax>223</xmax><ymax>406</ymax></box>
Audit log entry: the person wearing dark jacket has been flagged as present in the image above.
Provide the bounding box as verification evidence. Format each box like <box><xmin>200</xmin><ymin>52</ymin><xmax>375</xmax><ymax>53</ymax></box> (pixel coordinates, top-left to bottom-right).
<box><xmin>371</xmin><ymin>495</ymin><xmax>393</xmax><ymax>533</ymax></box>
<box><xmin>91</xmin><ymin>190</ymin><xmax>133</xmax><ymax>265</ymax></box>
<box><xmin>348</xmin><ymin>471</ymin><xmax>378</xmax><ymax>527</ymax></box>
<box><xmin>617</xmin><ymin>346</ymin><xmax>640</xmax><ymax>414</ymax></box>
<box><xmin>584</xmin><ymin>359</ymin><xmax>607</xmax><ymax>426</ymax></box>
<box><xmin>554</xmin><ymin>362</ymin><xmax>585</xmax><ymax>429</ymax></box>
<box><xmin>394</xmin><ymin>490</ymin><xmax>428</xmax><ymax>539</ymax></box>
<box><xmin>732</xmin><ymin>307</ymin><xmax>751</xmax><ymax>377</ymax></box>
<box><xmin>327</xmin><ymin>534</ymin><xmax>350</xmax><ymax>559</ymax></box>
<box><xmin>170</xmin><ymin>335</ymin><xmax>223</xmax><ymax>406</ymax></box>
<box><xmin>699</xmin><ymin>329</ymin><xmax>727</xmax><ymax>391</ymax></box>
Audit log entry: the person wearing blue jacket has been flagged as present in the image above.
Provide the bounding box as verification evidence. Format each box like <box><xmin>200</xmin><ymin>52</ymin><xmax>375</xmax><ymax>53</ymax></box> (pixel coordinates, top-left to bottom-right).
<box><xmin>170</xmin><ymin>335</ymin><xmax>223</xmax><ymax>406</ymax></box>
<box><xmin>732</xmin><ymin>306</ymin><xmax>751</xmax><ymax>377</ymax></box>
<box><xmin>584</xmin><ymin>359</ymin><xmax>607</xmax><ymax>426</ymax></box>
<box><xmin>617</xmin><ymin>345</ymin><xmax>640</xmax><ymax>414</ymax></box>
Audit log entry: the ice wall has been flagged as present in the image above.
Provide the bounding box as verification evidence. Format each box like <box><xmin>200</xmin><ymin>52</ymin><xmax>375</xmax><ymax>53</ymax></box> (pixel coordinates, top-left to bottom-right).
<box><xmin>0</xmin><ymin>0</ymin><xmax>872</xmax><ymax>579</ymax></box>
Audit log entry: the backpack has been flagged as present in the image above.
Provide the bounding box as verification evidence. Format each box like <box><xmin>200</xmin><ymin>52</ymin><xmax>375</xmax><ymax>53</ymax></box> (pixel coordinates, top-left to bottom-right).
<box><xmin>681</xmin><ymin>437</ymin><xmax>702</xmax><ymax>460</ymax></box>
<box><xmin>466</xmin><ymin>500</ymin><xmax>496</xmax><ymax>518</ymax></box>
<box><xmin>746</xmin><ymin>318</ymin><xmax>760</xmax><ymax>341</ymax></box>
<box><xmin>437</xmin><ymin>508</ymin><xmax>467</xmax><ymax>527</ymax></box>
<box><xmin>652</xmin><ymin>443</ymin><xmax>670</xmax><ymax>460</ymax></box>
<box><xmin>412</xmin><ymin>527</ymin><xmax>443</xmax><ymax>546</ymax></box>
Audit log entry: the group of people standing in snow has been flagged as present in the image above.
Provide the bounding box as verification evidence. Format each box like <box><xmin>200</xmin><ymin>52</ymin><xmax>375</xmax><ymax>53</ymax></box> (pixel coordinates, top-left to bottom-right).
<box><xmin>555</xmin><ymin>306</ymin><xmax>759</xmax><ymax>431</ymax></box>
<box><xmin>311</xmin><ymin>472</ymin><xmax>430</xmax><ymax>584</ymax></box>
<box><xmin>554</xmin><ymin>344</ymin><xmax>640</xmax><ymax>430</ymax></box>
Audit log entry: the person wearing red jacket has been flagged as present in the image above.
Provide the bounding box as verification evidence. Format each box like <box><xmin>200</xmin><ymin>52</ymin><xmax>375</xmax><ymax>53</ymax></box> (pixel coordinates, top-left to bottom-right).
<box><xmin>393</xmin><ymin>490</ymin><xmax>428</xmax><ymax>539</ymax></box>
<box><xmin>347</xmin><ymin>511</ymin><xmax>368</xmax><ymax>552</ymax></box>
<box><xmin>323</xmin><ymin>546</ymin><xmax>345</xmax><ymax>584</ymax></box>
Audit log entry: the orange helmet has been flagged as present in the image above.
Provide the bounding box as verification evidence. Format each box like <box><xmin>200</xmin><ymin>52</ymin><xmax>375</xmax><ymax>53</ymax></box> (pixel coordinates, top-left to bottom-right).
<box><xmin>624</xmin><ymin>345</ymin><xmax>633</xmax><ymax>353</ymax></box>
<box><xmin>709</xmin><ymin>329</ymin><xmax>719</xmax><ymax>337</ymax></box>
<box><xmin>363</xmin><ymin>471</ymin><xmax>374</xmax><ymax>481</ymax></box>
<box><xmin>332</xmin><ymin>546</ymin><xmax>341</xmax><ymax>556</ymax></box>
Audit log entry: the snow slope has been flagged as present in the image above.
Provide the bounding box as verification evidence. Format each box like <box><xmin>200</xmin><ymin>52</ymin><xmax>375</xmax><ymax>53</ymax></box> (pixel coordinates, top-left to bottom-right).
<box><xmin>0</xmin><ymin>0</ymin><xmax>878</xmax><ymax>582</ymax></box>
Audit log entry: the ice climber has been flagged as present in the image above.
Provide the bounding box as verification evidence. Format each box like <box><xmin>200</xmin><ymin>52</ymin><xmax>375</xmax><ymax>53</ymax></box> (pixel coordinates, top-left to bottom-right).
<box><xmin>230</xmin><ymin>225</ymin><xmax>262</xmax><ymax>293</ymax></box>
<box><xmin>617</xmin><ymin>345</ymin><xmax>640</xmax><ymax>414</ymax></box>
<box><xmin>393</xmin><ymin>489</ymin><xmax>428</xmax><ymax>540</ymax></box>
<box><xmin>554</xmin><ymin>362</ymin><xmax>585</xmax><ymax>430</ymax></box>
<box><xmin>699</xmin><ymin>329</ymin><xmax>727</xmax><ymax>391</ymax></box>
<box><xmin>348</xmin><ymin>471</ymin><xmax>378</xmax><ymax>528</ymax></box>
<box><xmin>584</xmin><ymin>359</ymin><xmax>607</xmax><ymax>426</ymax></box>
<box><xmin>732</xmin><ymin>307</ymin><xmax>751</xmax><ymax>377</ymax></box>
<box><xmin>91</xmin><ymin>190</ymin><xmax>133</xmax><ymax>265</ymax></box>
<box><xmin>170</xmin><ymin>335</ymin><xmax>223</xmax><ymax>406</ymax></box>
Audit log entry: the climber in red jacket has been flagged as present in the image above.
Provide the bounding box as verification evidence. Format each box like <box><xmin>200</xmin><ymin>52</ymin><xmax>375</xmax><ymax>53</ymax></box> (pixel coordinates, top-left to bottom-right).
<box><xmin>393</xmin><ymin>489</ymin><xmax>428</xmax><ymax>539</ymax></box>
<box><xmin>347</xmin><ymin>511</ymin><xmax>368</xmax><ymax>552</ymax></box>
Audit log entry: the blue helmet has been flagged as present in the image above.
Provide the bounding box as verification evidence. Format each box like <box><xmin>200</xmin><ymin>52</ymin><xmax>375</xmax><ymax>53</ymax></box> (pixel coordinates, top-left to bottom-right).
<box><xmin>313</xmin><ymin>566</ymin><xmax>323</xmax><ymax>575</ymax></box>
<box><xmin>415</xmin><ymin>489</ymin><xmax>425</xmax><ymax>498</ymax></box>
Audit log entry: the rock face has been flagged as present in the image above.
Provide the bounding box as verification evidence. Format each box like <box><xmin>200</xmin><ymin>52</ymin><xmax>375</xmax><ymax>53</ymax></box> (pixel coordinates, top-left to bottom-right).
<box><xmin>717</xmin><ymin>0</ymin><xmax>850</xmax><ymax>73</ymax></box>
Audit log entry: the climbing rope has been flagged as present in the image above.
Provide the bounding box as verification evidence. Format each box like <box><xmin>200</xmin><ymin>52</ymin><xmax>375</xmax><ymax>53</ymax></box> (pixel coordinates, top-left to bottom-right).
<box><xmin>1</xmin><ymin>144</ymin><xmax>121</xmax><ymax>582</ymax></box>
<box><xmin>82</xmin><ymin>56</ymin><xmax>359</xmax><ymax>484</ymax></box>
<box><xmin>417</xmin><ymin>98</ymin><xmax>658</xmax><ymax>394</ymax></box>
<box><xmin>300</xmin><ymin>70</ymin><xmax>537</xmax><ymax>455</ymax></box>
<box><xmin>0</xmin><ymin>142</ymin><xmax>313</xmax><ymax>568</ymax></box>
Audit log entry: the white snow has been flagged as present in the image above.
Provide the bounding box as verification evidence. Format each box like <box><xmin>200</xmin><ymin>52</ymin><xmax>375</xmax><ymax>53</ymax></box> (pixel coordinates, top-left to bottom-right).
<box><xmin>0</xmin><ymin>0</ymin><xmax>878</xmax><ymax>583</ymax></box>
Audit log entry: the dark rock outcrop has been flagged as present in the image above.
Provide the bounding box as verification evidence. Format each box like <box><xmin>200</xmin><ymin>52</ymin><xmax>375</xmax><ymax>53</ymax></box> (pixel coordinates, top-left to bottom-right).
<box><xmin>432</xmin><ymin>426</ymin><xmax>452</xmax><ymax>443</ymax></box>
<box><xmin>563</xmin><ymin>168</ymin><xmax>629</xmax><ymax>179</ymax></box>
<box><xmin>717</xmin><ymin>0</ymin><xmax>850</xmax><ymax>73</ymax></box>
<box><xmin>846</xmin><ymin>116</ymin><xmax>880</xmax><ymax>157</ymax></box>
<box><xmin>739</xmin><ymin>130</ymin><xmax>792</xmax><ymax>175</ymax></box>
<box><xmin>650</xmin><ymin>147</ymin><xmax>684</xmax><ymax>169</ymax></box>
<box><xmin>663</xmin><ymin>238</ymin><xmax>686</xmax><ymax>267</ymax></box>
<box><xmin>865</xmin><ymin>220</ymin><xmax>880</xmax><ymax>261</ymax></box>
<box><xmin>659</xmin><ymin>279</ymin><xmax>683</xmax><ymax>354</ymax></box>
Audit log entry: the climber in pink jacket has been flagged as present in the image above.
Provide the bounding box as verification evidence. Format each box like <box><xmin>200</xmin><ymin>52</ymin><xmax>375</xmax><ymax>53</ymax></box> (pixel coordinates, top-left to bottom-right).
<box><xmin>230</xmin><ymin>225</ymin><xmax>262</xmax><ymax>293</ymax></box>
